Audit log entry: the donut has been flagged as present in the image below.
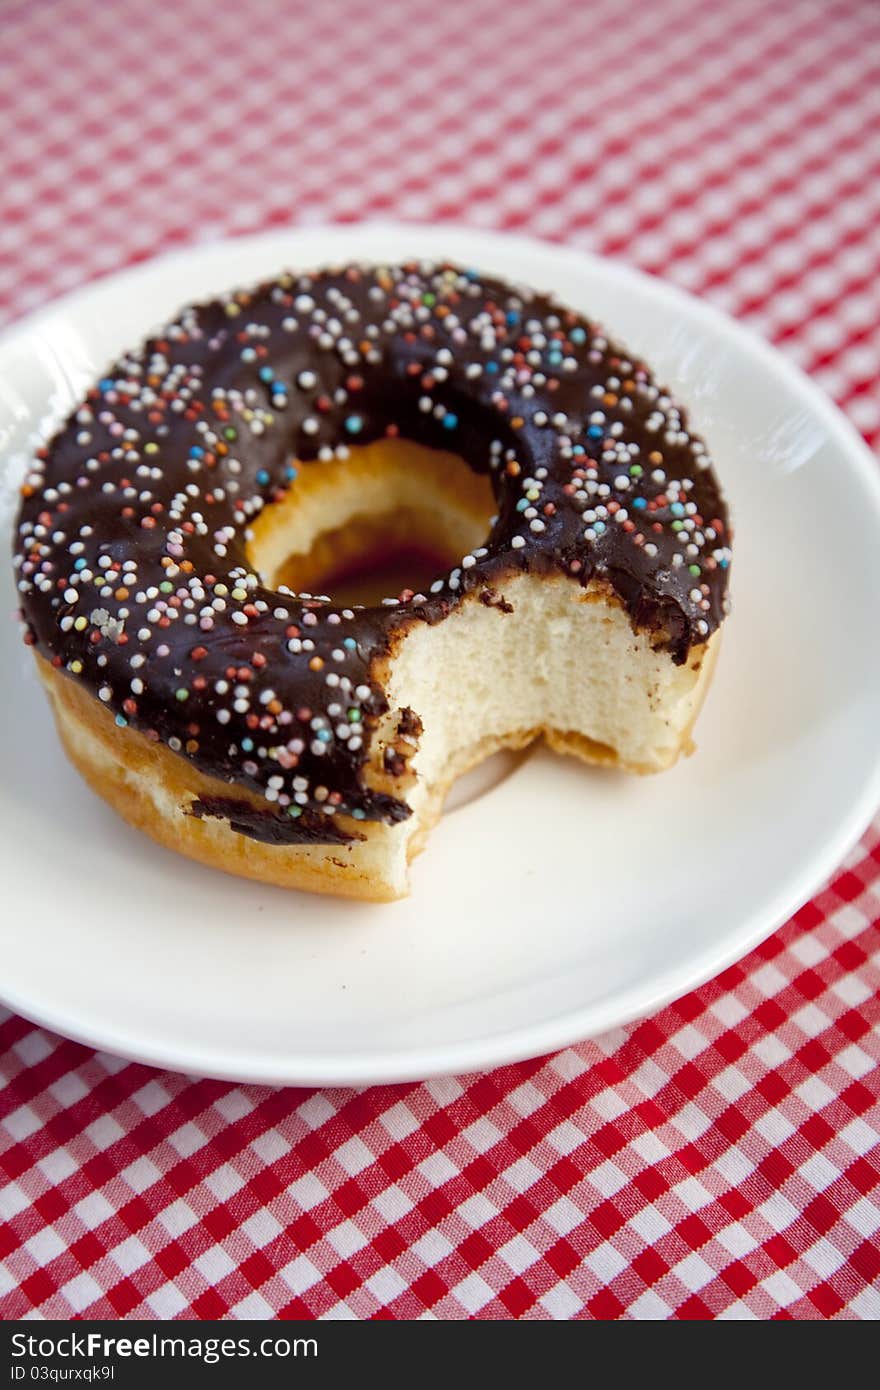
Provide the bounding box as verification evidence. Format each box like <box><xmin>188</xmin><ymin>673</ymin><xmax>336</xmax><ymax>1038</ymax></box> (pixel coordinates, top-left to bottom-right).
<box><xmin>14</xmin><ymin>261</ymin><xmax>731</xmax><ymax>901</ymax></box>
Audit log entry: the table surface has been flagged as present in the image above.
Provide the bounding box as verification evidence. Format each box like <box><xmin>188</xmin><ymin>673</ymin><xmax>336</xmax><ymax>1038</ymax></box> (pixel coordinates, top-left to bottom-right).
<box><xmin>1</xmin><ymin>0</ymin><xmax>878</xmax><ymax>1321</ymax></box>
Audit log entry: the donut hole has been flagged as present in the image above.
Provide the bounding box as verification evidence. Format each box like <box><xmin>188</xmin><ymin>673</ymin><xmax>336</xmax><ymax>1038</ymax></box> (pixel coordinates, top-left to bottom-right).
<box><xmin>246</xmin><ymin>438</ymin><xmax>495</xmax><ymax>606</ymax></box>
<box><xmin>274</xmin><ymin>515</ymin><xmax>459</xmax><ymax>609</ymax></box>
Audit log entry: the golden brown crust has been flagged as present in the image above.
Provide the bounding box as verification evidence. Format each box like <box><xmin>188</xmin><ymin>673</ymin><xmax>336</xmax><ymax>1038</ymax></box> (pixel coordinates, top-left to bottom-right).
<box><xmin>39</xmin><ymin>656</ymin><xmax>399</xmax><ymax>900</ymax></box>
<box><xmin>36</xmin><ymin>613</ymin><xmax>716</xmax><ymax>901</ymax></box>
<box><xmin>37</xmin><ymin>657</ymin><xmax>571</xmax><ymax>901</ymax></box>
<box><xmin>247</xmin><ymin>440</ymin><xmax>494</xmax><ymax>590</ymax></box>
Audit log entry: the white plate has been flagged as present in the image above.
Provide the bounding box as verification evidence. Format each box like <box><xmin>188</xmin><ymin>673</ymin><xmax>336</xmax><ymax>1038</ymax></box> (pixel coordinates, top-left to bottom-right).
<box><xmin>2</xmin><ymin>223</ymin><xmax>879</xmax><ymax>1086</ymax></box>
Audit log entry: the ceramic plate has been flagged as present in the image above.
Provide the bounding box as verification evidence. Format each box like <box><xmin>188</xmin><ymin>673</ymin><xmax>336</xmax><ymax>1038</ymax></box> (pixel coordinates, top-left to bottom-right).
<box><xmin>2</xmin><ymin>223</ymin><xmax>879</xmax><ymax>1085</ymax></box>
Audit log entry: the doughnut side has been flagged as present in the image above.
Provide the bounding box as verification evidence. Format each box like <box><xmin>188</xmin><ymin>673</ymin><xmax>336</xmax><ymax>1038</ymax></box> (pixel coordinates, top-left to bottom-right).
<box><xmin>36</xmin><ymin>655</ymin><xmax>409</xmax><ymax>901</ymax></box>
<box><xmin>33</xmin><ymin>570</ymin><xmax>717</xmax><ymax>901</ymax></box>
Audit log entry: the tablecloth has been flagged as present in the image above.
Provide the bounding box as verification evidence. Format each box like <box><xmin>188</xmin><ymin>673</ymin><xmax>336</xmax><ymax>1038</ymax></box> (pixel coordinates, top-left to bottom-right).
<box><xmin>1</xmin><ymin>0</ymin><xmax>878</xmax><ymax>1320</ymax></box>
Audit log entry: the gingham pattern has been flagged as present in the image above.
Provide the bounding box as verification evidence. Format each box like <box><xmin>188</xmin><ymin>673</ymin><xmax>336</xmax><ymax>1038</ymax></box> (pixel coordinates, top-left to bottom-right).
<box><xmin>1</xmin><ymin>0</ymin><xmax>878</xmax><ymax>1321</ymax></box>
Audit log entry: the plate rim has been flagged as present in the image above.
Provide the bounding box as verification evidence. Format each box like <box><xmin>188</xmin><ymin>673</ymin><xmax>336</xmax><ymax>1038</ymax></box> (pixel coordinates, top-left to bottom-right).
<box><xmin>2</xmin><ymin>219</ymin><xmax>880</xmax><ymax>1086</ymax></box>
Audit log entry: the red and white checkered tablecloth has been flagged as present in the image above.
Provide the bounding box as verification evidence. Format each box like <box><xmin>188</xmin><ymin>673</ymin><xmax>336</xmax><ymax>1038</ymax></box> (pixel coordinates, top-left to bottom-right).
<box><xmin>1</xmin><ymin>0</ymin><xmax>879</xmax><ymax>1321</ymax></box>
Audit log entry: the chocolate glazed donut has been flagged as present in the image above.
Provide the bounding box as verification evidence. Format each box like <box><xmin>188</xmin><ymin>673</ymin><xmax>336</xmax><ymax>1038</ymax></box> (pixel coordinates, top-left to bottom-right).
<box><xmin>14</xmin><ymin>262</ymin><xmax>731</xmax><ymax>898</ymax></box>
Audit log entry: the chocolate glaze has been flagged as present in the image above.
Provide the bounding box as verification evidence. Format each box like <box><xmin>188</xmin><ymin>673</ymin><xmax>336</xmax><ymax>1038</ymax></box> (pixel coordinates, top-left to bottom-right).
<box><xmin>14</xmin><ymin>262</ymin><xmax>731</xmax><ymax>844</ymax></box>
<box><xmin>189</xmin><ymin>797</ymin><xmax>362</xmax><ymax>846</ymax></box>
